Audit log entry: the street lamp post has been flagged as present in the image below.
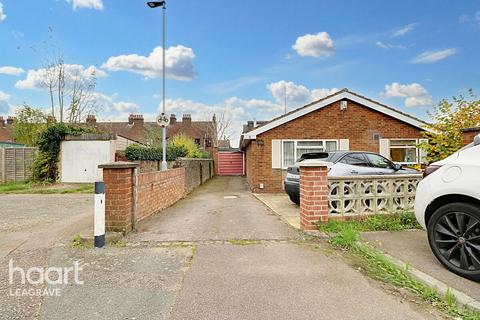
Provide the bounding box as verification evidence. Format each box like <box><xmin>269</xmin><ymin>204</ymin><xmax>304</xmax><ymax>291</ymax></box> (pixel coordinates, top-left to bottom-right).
<box><xmin>148</xmin><ymin>1</ymin><xmax>168</xmax><ymax>171</ymax></box>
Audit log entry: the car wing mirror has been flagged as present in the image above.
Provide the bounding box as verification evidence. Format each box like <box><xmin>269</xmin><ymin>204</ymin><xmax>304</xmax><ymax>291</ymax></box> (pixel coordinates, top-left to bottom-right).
<box><xmin>393</xmin><ymin>163</ymin><xmax>402</xmax><ymax>171</ymax></box>
<box><xmin>474</xmin><ymin>134</ymin><xmax>480</xmax><ymax>146</ymax></box>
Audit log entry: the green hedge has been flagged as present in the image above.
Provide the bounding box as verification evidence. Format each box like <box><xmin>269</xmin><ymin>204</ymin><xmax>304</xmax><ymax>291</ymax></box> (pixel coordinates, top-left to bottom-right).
<box><xmin>125</xmin><ymin>144</ymin><xmax>188</xmax><ymax>161</ymax></box>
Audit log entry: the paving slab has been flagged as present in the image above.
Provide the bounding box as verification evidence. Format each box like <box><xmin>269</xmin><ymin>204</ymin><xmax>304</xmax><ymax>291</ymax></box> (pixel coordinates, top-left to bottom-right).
<box><xmin>170</xmin><ymin>242</ymin><xmax>438</xmax><ymax>320</ymax></box>
<box><xmin>361</xmin><ymin>230</ymin><xmax>480</xmax><ymax>301</ymax></box>
<box><xmin>253</xmin><ymin>193</ymin><xmax>301</xmax><ymax>229</ymax></box>
<box><xmin>129</xmin><ymin>177</ymin><xmax>301</xmax><ymax>243</ymax></box>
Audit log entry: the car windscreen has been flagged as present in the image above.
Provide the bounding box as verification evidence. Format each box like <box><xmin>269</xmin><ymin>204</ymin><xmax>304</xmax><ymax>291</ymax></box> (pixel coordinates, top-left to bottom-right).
<box><xmin>297</xmin><ymin>152</ymin><xmax>333</xmax><ymax>162</ymax></box>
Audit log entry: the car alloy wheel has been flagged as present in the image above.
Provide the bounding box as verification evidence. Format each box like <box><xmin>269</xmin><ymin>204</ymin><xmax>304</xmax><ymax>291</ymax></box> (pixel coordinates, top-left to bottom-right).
<box><xmin>428</xmin><ymin>203</ymin><xmax>480</xmax><ymax>281</ymax></box>
<box><xmin>433</xmin><ymin>212</ymin><xmax>480</xmax><ymax>271</ymax></box>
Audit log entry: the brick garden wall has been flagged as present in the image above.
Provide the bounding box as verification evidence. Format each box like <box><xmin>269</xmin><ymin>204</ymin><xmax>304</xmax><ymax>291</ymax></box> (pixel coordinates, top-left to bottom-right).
<box><xmin>102</xmin><ymin>166</ymin><xmax>135</xmax><ymax>233</ymax></box>
<box><xmin>246</xmin><ymin>100</ymin><xmax>424</xmax><ymax>193</ymax></box>
<box><xmin>137</xmin><ymin>168</ymin><xmax>185</xmax><ymax>221</ymax></box>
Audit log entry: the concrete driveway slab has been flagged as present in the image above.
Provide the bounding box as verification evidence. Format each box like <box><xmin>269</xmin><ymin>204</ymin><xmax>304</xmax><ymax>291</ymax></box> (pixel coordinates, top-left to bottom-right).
<box><xmin>40</xmin><ymin>247</ymin><xmax>193</xmax><ymax>320</ymax></box>
<box><xmin>170</xmin><ymin>242</ymin><xmax>437</xmax><ymax>320</ymax></box>
<box><xmin>130</xmin><ymin>177</ymin><xmax>301</xmax><ymax>243</ymax></box>
<box><xmin>361</xmin><ymin>230</ymin><xmax>480</xmax><ymax>301</ymax></box>
<box><xmin>254</xmin><ymin>193</ymin><xmax>300</xmax><ymax>229</ymax></box>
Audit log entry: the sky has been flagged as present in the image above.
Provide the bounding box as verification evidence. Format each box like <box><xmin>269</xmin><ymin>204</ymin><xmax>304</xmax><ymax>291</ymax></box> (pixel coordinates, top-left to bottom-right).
<box><xmin>1</xmin><ymin>0</ymin><xmax>480</xmax><ymax>146</ymax></box>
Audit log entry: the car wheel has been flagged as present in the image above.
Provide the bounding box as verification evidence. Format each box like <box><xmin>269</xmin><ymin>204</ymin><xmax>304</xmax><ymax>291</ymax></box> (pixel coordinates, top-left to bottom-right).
<box><xmin>427</xmin><ymin>202</ymin><xmax>480</xmax><ymax>281</ymax></box>
<box><xmin>289</xmin><ymin>195</ymin><xmax>300</xmax><ymax>205</ymax></box>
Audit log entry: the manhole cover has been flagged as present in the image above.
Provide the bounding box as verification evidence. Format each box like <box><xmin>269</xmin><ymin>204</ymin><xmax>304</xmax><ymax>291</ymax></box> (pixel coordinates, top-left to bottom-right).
<box><xmin>223</xmin><ymin>195</ymin><xmax>238</xmax><ymax>199</ymax></box>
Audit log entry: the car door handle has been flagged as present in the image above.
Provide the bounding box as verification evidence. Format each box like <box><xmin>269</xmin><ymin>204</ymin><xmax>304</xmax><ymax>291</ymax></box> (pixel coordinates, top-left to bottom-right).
<box><xmin>350</xmin><ymin>170</ymin><xmax>359</xmax><ymax>174</ymax></box>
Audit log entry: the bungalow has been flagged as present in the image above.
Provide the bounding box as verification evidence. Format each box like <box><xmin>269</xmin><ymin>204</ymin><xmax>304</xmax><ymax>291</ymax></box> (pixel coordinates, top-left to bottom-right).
<box><xmin>240</xmin><ymin>89</ymin><xmax>429</xmax><ymax>193</ymax></box>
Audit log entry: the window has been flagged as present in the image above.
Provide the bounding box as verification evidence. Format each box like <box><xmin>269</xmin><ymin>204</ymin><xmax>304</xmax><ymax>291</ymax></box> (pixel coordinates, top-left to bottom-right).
<box><xmin>339</xmin><ymin>153</ymin><xmax>370</xmax><ymax>167</ymax></box>
<box><xmin>365</xmin><ymin>153</ymin><xmax>393</xmax><ymax>169</ymax></box>
<box><xmin>194</xmin><ymin>138</ymin><xmax>201</xmax><ymax>146</ymax></box>
<box><xmin>282</xmin><ymin>140</ymin><xmax>337</xmax><ymax>168</ymax></box>
<box><xmin>390</xmin><ymin>139</ymin><xmax>418</xmax><ymax>164</ymax></box>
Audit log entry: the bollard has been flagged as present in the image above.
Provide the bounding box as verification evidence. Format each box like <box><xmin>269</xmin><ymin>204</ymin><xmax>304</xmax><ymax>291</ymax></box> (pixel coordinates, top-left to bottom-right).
<box><xmin>94</xmin><ymin>181</ymin><xmax>105</xmax><ymax>248</ymax></box>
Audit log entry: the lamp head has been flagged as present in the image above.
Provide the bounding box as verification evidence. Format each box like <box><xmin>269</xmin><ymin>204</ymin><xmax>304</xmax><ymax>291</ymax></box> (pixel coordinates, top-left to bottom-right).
<box><xmin>147</xmin><ymin>1</ymin><xmax>165</xmax><ymax>8</ymax></box>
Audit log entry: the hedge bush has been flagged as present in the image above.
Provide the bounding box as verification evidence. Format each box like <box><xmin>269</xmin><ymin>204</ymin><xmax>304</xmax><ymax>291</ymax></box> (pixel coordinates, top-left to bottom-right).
<box><xmin>125</xmin><ymin>144</ymin><xmax>188</xmax><ymax>161</ymax></box>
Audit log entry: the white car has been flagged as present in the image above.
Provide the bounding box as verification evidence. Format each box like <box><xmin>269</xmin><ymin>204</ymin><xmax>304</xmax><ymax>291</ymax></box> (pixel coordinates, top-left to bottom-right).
<box><xmin>415</xmin><ymin>135</ymin><xmax>480</xmax><ymax>281</ymax></box>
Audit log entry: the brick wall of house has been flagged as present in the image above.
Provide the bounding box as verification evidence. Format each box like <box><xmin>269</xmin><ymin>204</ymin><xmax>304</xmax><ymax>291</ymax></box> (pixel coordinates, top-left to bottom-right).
<box><xmin>247</xmin><ymin>100</ymin><xmax>424</xmax><ymax>193</ymax></box>
<box><xmin>137</xmin><ymin>168</ymin><xmax>185</xmax><ymax>221</ymax></box>
<box><xmin>462</xmin><ymin>128</ymin><xmax>480</xmax><ymax>145</ymax></box>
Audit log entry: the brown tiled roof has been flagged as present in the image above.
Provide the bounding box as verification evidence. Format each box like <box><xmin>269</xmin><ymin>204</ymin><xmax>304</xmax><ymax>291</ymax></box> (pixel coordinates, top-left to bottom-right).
<box><xmin>218</xmin><ymin>139</ymin><xmax>231</xmax><ymax>148</ymax></box>
<box><xmin>0</xmin><ymin>126</ymin><xmax>14</xmax><ymax>143</ymax></box>
<box><xmin>89</xmin><ymin>115</ymin><xmax>215</xmax><ymax>145</ymax></box>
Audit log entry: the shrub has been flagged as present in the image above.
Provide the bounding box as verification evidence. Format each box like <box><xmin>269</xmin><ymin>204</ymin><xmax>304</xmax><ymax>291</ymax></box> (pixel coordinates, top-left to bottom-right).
<box><xmin>125</xmin><ymin>143</ymin><xmax>188</xmax><ymax>161</ymax></box>
<box><xmin>169</xmin><ymin>134</ymin><xmax>204</xmax><ymax>158</ymax></box>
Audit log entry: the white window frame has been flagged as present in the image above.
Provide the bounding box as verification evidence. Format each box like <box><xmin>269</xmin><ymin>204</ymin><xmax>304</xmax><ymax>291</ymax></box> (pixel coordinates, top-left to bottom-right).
<box><xmin>389</xmin><ymin>138</ymin><xmax>420</xmax><ymax>165</ymax></box>
<box><xmin>281</xmin><ymin>139</ymin><xmax>338</xmax><ymax>169</ymax></box>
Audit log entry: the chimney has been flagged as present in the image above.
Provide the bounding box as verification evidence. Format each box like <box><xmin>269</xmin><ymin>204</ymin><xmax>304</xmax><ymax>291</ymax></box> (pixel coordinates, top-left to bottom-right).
<box><xmin>212</xmin><ymin>113</ymin><xmax>216</xmax><ymax>123</ymax></box>
<box><xmin>0</xmin><ymin>116</ymin><xmax>4</xmax><ymax>127</ymax></box>
<box><xmin>128</xmin><ymin>114</ymin><xmax>144</xmax><ymax>126</ymax></box>
<box><xmin>247</xmin><ymin>121</ymin><xmax>254</xmax><ymax>129</ymax></box>
<box><xmin>182</xmin><ymin>114</ymin><xmax>191</xmax><ymax>125</ymax></box>
<box><xmin>86</xmin><ymin>114</ymin><xmax>97</xmax><ymax>124</ymax></box>
<box><xmin>6</xmin><ymin>116</ymin><xmax>15</xmax><ymax>126</ymax></box>
<box><xmin>170</xmin><ymin>114</ymin><xmax>176</xmax><ymax>124</ymax></box>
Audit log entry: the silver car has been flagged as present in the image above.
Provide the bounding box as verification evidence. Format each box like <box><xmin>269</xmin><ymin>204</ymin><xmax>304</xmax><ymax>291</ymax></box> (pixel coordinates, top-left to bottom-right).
<box><xmin>284</xmin><ymin>151</ymin><xmax>419</xmax><ymax>204</ymax></box>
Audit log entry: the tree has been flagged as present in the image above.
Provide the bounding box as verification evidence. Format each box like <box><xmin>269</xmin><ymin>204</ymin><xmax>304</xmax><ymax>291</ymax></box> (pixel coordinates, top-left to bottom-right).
<box><xmin>213</xmin><ymin>109</ymin><xmax>233</xmax><ymax>143</ymax></box>
<box><xmin>419</xmin><ymin>90</ymin><xmax>480</xmax><ymax>163</ymax></box>
<box><xmin>12</xmin><ymin>104</ymin><xmax>50</xmax><ymax>146</ymax></box>
<box><xmin>40</xmin><ymin>56</ymin><xmax>98</xmax><ymax>123</ymax></box>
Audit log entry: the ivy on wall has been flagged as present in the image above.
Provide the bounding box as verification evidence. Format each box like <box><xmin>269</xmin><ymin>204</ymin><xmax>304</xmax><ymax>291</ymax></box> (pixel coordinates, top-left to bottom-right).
<box><xmin>32</xmin><ymin>123</ymin><xmax>98</xmax><ymax>182</ymax></box>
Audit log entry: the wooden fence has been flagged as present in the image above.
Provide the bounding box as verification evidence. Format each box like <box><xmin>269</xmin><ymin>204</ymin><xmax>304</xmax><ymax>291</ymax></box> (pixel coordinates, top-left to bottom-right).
<box><xmin>0</xmin><ymin>147</ymin><xmax>38</xmax><ymax>183</ymax></box>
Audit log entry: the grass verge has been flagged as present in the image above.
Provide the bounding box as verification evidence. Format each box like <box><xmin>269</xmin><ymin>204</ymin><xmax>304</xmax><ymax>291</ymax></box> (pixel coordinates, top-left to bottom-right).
<box><xmin>318</xmin><ymin>213</ymin><xmax>480</xmax><ymax>320</ymax></box>
<box><xmin>0</xmin><ymin>181</ymin><xmax>93</xmax><ymax>194</ymax></box>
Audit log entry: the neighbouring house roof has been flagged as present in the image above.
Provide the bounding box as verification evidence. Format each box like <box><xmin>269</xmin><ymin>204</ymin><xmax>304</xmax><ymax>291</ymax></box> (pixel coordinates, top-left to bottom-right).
<box><xmin>461</xmin><ymin>126</ymin><xmax>480</xmax><ymax>132</ymax></box>
<box><xmin>242</xmin><ymin>89</ymin><xmax>430</xmax><ymax>143</ymax></box>
<box><xmin>87</xmin><ymin>114</ymin><xmax>216</xmax><ymax>146</ymax></box>
<box><xmin>217</xmin><ymin>139</ymin><xmax>232</xmax><ymax>148</ymax></box>
<box><xmin>0</xmin><ymin>126</ymin><xmax>14</xmax><ymax>143</ymax></box>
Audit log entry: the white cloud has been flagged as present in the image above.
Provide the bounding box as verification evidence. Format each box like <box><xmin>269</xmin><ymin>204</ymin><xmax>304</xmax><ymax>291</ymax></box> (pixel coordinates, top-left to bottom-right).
<box><xmin>310</xmin><ymin>88</ymin><xmax>339</xmax><ymax>100</ymax></box>
<box><xmin>459</xmin><ymin>11</ymin><xmax>480</xmax><ymax>27</ymax></box>
<box><xmin>0</xmin><ymin>2</ymin><xmax>6</xmax><ymax>22</ymax></box>
<box><xmin>392</xmin><ymin>24</ymin><xmax>416</xmax><ymax>37</ymax></box>
<box><xmin>0</xmin><ymin>91</ymin><xmax>12</xmax><ymax>114</ymax></box>
<box><xmin>102</xmin><ymin>45</ymin><xmax>196</xmax><ymax>81</ymax></box>
<box><xmin>410</xmin><ymin>48</ymin><xmax>457</xmax><ymax>64</ymax></box>
<box><xmin>113</xmin><ymin>101</ymin><xmax>139</xmax><ymax>113</ymax></box>
<box><xmin>67</xmin><ymin>0</ymin><xmax>104</xmax><ymax>10</ymax></box>
<box><xmin>382</xmin><ymin>82</ymin><xmax>433</xmax><ymax>107</ymax></box>
<box><xmin>292</xmin><ymin>32</ymin><xmax>334</xmax><ymax>58</ymax></box>
<box><xmin>375</xmin><ymin>41</ymin><xmax>405</xmax><ymax>50</ymax></box>
<box><xmin>0</xmin><ymin>66</ymin><xmax>25</xmax><ymax>76</ymax></box>
<box><xmin>15</xmin><ymin>64</ymin><xmax>106</xmax><ymax>90</ymax></box>
<box><xmin>267</xmin><ymin>80</ymin><xmax>338</xmax><ymax>107</ymax></box>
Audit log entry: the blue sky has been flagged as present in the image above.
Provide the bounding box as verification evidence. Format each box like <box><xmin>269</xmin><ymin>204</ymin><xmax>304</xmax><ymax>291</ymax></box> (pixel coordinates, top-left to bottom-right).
<box><xmin>1</xmin><ymin>0</ymin><xmax>479</xmax><ymax>144</ymax></box>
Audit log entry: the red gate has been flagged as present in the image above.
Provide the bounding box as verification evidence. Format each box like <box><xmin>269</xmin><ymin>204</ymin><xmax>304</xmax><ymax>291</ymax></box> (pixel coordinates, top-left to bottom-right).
<box><xmin>218</xmin><ymin>151</ymin><xmax>244</xmax><ymax>176</ymax></box>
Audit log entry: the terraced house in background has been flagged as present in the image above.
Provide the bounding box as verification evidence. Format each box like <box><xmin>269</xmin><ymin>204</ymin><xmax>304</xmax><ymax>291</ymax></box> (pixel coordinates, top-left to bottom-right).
<box><xmin>240</xmin><ymin>89</ymin><xmax>430</xmax><ymax>193</ymax></box>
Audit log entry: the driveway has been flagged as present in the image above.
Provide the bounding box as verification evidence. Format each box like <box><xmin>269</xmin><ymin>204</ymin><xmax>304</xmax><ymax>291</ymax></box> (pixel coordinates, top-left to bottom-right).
<box><xmin>0</xmin><ymin>194</ymin><xmax>93</xmax><ymax>257</ymax></box>
<box><xmin>20</xmin><ymin>176</ymin><xmax>440</xmax><ymax>319</ymax></box>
